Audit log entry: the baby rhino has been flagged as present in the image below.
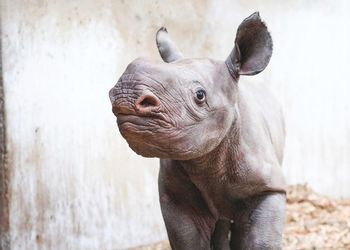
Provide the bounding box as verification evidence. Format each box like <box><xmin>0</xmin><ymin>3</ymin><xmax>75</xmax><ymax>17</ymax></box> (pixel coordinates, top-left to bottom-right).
<box><xmin>109</xmin><ymin>12</ymin><xmax>286</xmax><ymax>250</ymax></box>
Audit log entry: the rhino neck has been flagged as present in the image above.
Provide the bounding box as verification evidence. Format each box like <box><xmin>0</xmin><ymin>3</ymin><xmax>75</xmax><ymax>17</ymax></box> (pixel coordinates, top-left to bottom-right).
<box><xmin>180</xmin><ymin>110</ymin><xmax>244</xmax><ymax>178</ymax></box>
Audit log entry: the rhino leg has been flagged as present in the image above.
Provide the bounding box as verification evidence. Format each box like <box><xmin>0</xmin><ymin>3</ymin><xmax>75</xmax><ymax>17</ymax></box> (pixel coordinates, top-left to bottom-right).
<box><xmin>230</xmin><ymin>192</ymin><xmax>286</xmax><ymax>250</ymax></box>
<box><xmin>159</xmin><ymin>160</ymin><xmax>216</xmax><ymax>250</ymax></box>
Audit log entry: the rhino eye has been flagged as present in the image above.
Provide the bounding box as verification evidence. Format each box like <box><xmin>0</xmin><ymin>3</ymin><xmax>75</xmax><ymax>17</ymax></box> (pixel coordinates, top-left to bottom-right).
<box><xmin>195</xmin><ymin>89</ymin><xmax>206</xmax><ymax>104</ymax></box>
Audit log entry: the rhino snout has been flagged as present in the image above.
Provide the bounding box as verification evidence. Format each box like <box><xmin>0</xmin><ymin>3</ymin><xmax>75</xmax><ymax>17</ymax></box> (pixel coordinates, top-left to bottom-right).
<box><xmin>110</xmin><ymin>87</ymin><xmax>161</xmax><ymax>117</ymax></box>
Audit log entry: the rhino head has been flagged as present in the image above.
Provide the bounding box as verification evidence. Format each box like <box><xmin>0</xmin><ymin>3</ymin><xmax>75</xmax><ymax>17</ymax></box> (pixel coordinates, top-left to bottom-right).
<box><xmin>109</xmin><ymin>12</ymin><xmax>272</xmax><ymax>160</ymax></box>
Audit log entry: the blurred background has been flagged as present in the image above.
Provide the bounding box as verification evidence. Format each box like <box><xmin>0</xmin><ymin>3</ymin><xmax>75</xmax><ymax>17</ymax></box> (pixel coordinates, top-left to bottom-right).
<box><xmin>1</xmin><ymin>0</ymin><xmax>350</xmax><ymax>249</ymax></box>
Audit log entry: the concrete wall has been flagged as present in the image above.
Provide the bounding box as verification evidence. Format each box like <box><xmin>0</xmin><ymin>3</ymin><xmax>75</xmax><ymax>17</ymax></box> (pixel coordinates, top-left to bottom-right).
<box><xmin>1</xmin><ymin>0</ymin><xmax>350</xmax><ymax>249</ymax></box>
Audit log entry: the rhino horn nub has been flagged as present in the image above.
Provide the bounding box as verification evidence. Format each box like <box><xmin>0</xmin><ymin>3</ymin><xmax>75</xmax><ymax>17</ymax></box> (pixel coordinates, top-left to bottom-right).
<box><xmin>156</xmin><ymin>27</ymin><xmax>184</xmax><ymax>63</ymax></box>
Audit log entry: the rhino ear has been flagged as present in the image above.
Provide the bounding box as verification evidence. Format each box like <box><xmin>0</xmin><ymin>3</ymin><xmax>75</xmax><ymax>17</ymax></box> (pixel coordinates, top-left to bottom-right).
<box><xmin>156</xmin><ymin>27</ymin><xmax>184</xmax><ymax>63</ymax></box>
<box><xmin>226</xmin><ymin>12</ymin><xmax>273</xmax><ymax>78</ymax></box>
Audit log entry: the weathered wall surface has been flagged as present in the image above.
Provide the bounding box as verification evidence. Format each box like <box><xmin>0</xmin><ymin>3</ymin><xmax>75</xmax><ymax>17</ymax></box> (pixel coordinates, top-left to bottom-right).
<box><xmin>1</xmin><ymin>0</ymin><xmax>350</xmax><ymax>249</ymax></box>
<box><xmin>0</xmin><ymin>12</ymin><xmax>10</xmax><ymax>248</ymax></box>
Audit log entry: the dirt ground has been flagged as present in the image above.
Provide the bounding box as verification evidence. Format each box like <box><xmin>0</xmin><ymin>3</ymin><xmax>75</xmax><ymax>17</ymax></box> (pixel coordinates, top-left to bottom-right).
<box><xmin>131</xmin><ymin>185</ymin><xmax>350</xmax><ymax>250</ymax></box>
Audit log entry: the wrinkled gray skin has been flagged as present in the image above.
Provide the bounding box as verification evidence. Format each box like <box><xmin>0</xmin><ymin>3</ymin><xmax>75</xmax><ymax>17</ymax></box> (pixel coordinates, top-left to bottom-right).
<box><xmin>109</xmin><ymin>12</ymin><xmax>286</xmax><ymax>250</ymax></box>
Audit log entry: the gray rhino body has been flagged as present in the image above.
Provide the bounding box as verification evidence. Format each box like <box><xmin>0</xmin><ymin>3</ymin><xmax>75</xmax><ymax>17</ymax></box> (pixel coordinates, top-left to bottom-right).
<box><xmin>110</xmin><ymin>12</ymin><xmax>286</xmax><ymax>250</ymax></box>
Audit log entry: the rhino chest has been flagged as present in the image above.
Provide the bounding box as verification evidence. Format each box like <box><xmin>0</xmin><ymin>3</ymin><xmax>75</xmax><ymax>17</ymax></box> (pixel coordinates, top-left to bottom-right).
<box><xmin>188</xmin><ymin>174</ymin><xmax>249</xmax><ymax>219</ymax></box>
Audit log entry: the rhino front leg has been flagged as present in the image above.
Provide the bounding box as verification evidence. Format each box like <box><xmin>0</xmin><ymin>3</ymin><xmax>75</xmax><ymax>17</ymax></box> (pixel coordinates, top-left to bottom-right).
<box><xmin>159</xmin><ymin>160</ymin><xmax>216</xmax><ymax>250</ymax></box>
<box><xmin>160</xmin><ymin>196</ymin><xmax>214</xmax><ymax>250</ymax></box>
<box><xmin>230</xmin><ymin>192</ymin><xmax>286</xmax><ymax>250</ymax></box>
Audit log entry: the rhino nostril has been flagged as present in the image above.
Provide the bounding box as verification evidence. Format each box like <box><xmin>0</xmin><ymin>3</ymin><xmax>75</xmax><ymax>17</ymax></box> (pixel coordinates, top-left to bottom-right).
<box><xmin>140</xmin><ymin>97</ymin><xmax>158</xmax><ymax>107</ymax></box>
<box><xmin>135</xmin><ymin>94</ymin><xmax>160</xmax><ymax>111</ymax></box>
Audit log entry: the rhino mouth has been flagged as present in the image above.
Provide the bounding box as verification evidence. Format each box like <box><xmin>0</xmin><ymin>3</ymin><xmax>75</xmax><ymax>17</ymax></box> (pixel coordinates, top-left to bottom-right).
<box><xmin>117</xmin><ymin>113</ymin><xmax>171</xmax><ymax>132</ymax></box>
<box><xmin>117</xmin><ymin>113</ymin><xmax>153</xmax><ymax>129</ymax></box>
<box><xmin>116</xmin><ymin>112</ymin><xmax>178</xmax><ymax>158</ymax></box>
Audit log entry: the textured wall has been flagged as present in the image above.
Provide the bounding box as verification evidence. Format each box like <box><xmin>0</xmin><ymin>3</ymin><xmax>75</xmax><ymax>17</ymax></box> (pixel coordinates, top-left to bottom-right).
<box><xmin>1</xmin><ymin>0</ymin><xmax>350</xmax><ymax>249</ymax></box>
<box><xmin>0</xmin><ymin>13</ymin><xmax>10</xmax><ymax>248</ymax></box>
